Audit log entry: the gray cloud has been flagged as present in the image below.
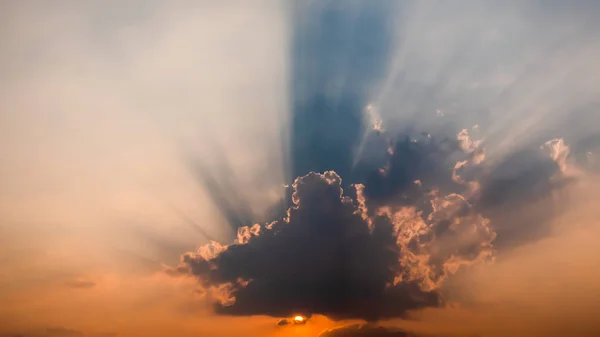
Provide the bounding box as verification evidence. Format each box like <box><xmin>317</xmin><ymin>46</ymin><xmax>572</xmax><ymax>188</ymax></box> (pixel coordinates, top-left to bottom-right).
<box><xmin>173</xmin><ymin>120</ymin><xmax>581</xmax><ymax>323</ymax></box>
<box><xmin>173</xmin><ymin>159</ymin><xmax>499</xmax><ymax>320</ymax></box>
<box><xmin>318</xmin><ymin>324</ymin><xmax>415</xmax><ymax>337</ymax></box>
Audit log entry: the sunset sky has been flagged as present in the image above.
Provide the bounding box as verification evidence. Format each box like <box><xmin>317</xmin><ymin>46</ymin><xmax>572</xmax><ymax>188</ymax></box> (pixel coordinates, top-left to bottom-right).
<box><xmin>2</xmin><ymin>1</ymin><xmax>600</xmax><ymax>336</ymax></box>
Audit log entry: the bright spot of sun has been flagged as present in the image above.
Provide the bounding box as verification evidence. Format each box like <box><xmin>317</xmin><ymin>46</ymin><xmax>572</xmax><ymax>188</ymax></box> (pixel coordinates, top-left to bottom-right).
<box><xmin>294</xmin><ymin>315</ymin><xmax>304</xmax><ymax>323</ymax></box>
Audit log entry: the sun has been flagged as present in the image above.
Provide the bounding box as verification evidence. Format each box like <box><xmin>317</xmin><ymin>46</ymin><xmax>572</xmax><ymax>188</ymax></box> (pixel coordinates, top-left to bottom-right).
<box><xmin>293</xmin><ymin>315</ymin><xmax>305</xmax><ymax>324</ymax></box>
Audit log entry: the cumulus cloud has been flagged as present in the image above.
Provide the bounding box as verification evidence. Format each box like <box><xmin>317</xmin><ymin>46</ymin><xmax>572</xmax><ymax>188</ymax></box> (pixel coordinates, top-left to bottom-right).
<box><xmin>164</xmin><ymin>96</ymin><xmax>598</xmax><ymax>329</ymax></box>
<box><xmin>379</xmin><ymin>191</ymin><xmax>495</xmax><ymax>292</ymax></box>
<box><xmin>379</xmin><ymin>179</ymin><xmax>600</xmax><ymax>337</ymax></box>
<box><xmin>172</xmin><ymin>163</ymin><xmax>501</xmax><ymax>321</ymax></box>
<box><xmin>171</xmin><ymin>116</ymin><xmax>586</xmax><ymax>324</ymax></box>
<box><xmin>174</xmin><ymin>171</ymin><xmax>437</xmax><ymax>320</ymax></box>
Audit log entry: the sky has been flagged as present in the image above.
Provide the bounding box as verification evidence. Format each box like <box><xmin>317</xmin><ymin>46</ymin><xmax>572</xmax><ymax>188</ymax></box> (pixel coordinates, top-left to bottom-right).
<box><xmin>1</xmin><ymin>1</ymin><xmax>600</xmax><ymax>336</ymax></box>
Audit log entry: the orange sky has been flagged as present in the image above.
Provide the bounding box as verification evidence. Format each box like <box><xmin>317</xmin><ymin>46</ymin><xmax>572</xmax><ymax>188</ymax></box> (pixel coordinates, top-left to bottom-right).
<box><xmin>1</xmin><ymin>179</ymin><xmax>599</xmax><ymax>337</ymax></box>
<box><xmin>2</xmin><ymin>2</ymin><xmax>600</xmax><ymax>337</ymax></box>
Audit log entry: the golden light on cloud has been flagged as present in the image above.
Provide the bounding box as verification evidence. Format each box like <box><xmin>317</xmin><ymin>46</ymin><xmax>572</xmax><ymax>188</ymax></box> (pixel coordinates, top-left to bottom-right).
<box><xmin>293</xmin><ymin>315</ymin><xmax>305</xmax><ymax>324</ymax></box>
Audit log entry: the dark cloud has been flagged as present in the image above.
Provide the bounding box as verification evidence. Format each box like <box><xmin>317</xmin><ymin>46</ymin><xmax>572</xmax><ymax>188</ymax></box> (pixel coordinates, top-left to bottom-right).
<box><xmin>475</xmin><ymin>146</ymin><xmax>573</xmax><ymax>248</ymax></box>
<box><xmin>363</xmin><ymin>131</ymin><xmax>575</xmax><ymax>251</ymax></box>
<box><xmin>170</xmin><ymin>0</ymin><xmax>589</xmax><ymax>325</ymax></box>
<box><xmin>176</xmin><ymin>172</ymin><xmax>439</xmax><ymax>320</ymax></box>
<box><xmin>479</xmin><ymin>149</ymin><xmax>560</xmax><ymax>206</ymax></box>
<box><xmin>172</xmin><ymin>124</ymin><xmax>582</xmax><ymax>321</ymax></box>
<box><xmin>318</xmin><ymin>324</ymin><xmax>414</xmax><ymax>337</ymax></box>
<box><xmin>276</xmin><ymin>319</ymin><xmax>289</xmax><ymax>326</ymax></box>
<box><xmin>173</xmin><ymin>169</ymin><xmax>502</xmax><ymax>320</ymax></box>
<box><xmin>360</xmin><ymin>134</ymin><xmax>465</xmax><ymax>208</ymax></box>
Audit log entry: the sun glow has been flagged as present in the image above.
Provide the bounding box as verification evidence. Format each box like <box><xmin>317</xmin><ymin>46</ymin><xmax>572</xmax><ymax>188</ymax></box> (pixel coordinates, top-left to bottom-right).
<box><xmin>294</xmin><ymin>315</ymin><xmax>305</xmax><ymax>323</ymax></box>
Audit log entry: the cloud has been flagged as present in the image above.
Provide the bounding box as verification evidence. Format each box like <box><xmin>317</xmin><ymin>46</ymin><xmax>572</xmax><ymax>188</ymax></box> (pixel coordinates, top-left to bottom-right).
<box><xmin>46</xmin><ymin>328</ymin><xmax>83</xmax><ymax>337</ymax></box>
<box><xmin>318</xmin><ymin>324</ymin><xmax>413</xmax><ymax>337</ymax></box>
<box><xmin>175</xmin><ymin>171</ymin><xmax>438</xmax><ymax>320</ymax></box>
<box><xmin>172</xmin><ymin>164</ymin><xmax>502</xmax><ymax>321</ymax></box>
<box><xmin>379</xmin><ymin>179</ymin><xmax>600</xmax><ymax>337</ymax></box>
<box><xmin>541</xmin><ymin>138</ymin><xmax>570</xmax><ymax>174</ymax></box>
<box><xmin>65</xmin><ymin>279</ymin><xmax>96</xmax><ymax>289</ymax></box>
<box><xmin>378</xmin><ymin>192</ymin><xmax>495</xmax><ymax>292</ymax></box>
<box><xmin>360</xmin><ymin>127</ymin><xmax>490</xmax><ymax>210</ymax></box>
<box><xmin>171</xmin><ymin>119</ymin><xmax>590</xmax><ymax>324</ymax></box>
<box><xmin>476</xmin><ymin>143</ymin><xmax>574</xmax><ymax>249</ymax></box>
<box><xmin>361</xmin><ymin>134</ymin><xmax>463</xmax><ymax>207</ymax></box>
<box><xmin>172</xmin><ymin>123</ymin><xmax>587</xmax><ymax>326</ymax></box>
<box><xmin>276</xmin><ymin>319</ymin><xmax>289</xmax><ymax>326</ymax></box>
